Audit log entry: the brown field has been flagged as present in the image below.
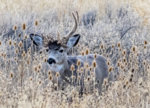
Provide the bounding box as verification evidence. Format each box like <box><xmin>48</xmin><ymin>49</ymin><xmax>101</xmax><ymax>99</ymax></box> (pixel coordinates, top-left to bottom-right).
<box><xmin>0</xmin><ymin>0</ymin><xmax>150</xmax><ymax>108</ymax></box>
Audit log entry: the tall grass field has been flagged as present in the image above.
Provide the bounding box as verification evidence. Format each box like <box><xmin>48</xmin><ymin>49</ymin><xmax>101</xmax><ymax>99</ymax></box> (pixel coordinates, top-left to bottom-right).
<box><xmin>0</xmin><ymin>0</ymin><xmax>150</xmax><ymax>108</ymax></box>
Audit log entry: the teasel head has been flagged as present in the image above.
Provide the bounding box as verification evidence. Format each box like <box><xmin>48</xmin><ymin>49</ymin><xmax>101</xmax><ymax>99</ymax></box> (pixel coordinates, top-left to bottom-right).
<box><xmin>131</xmin><ymin>46</ymin><xmax>136</xmax><ymax>53</ymax></box>
<box><xmin>89</xmin><ymin>67</ymin><xmax>92</xmax><ymax>72</ymax></box>
<box><xmin>49</xmin><ymin>75</ymin><xmax>53</xmax><ymax>80</ymax></box>
<box><xmin>13</xmin><ymin>41</ymin><xmax>17</xmax><ymax>47</ymax></box>
<box><xmin>144</xmin><ymin>45</ymin><xmax>147</xmax><ymax>49</ymax></box>
<box><xmin>77</xmin><ymin>59</ymin><xmax>81</xmax><ymax>66</ymax></box>
<box><xmin>39</xmin><ymin>80</ymin><xmax>42</xmax><ymax>85</ymax></box>
<box><xmin>112</xmin><ymin>44</ymin><xmax>115</xmax><ymax>49</ymax></box>
<box><xmin>129</xmin><ymin>74</ymin><xmax>133</xmax><ymax>82</ymax></box>
<box><xmin>13</xmin><ymin>25</ymin><xmax>17</xmax><ymax>31</ymax></box>
<box><xmin>78</xmin><ymin>76</ymin><xmax>81</xmax><ymax>81</ymax></box>
<box><xmin>70</xmin><ymin>64</ymin><xmax>75</xmax><ymax>71</ymax></box>
<box><xmin>126</xmin><ymin>80</ymin><xmax>129</xmax><ymax>85</ymax></box>
<box><xmin>30</xmin><ymin>77</ymin><xmax>32</xmax><ymax>81</ymax></box>
<box><xmin>14</xmin><ymin>57</ymin><xmax>17</xmax><ymax>62</ymax></box>
<box><xmin>18</xmin><ymin>41</ymin><xmax>23</xmax><ymax>48</ymax></box>
<box><xmin>100</xmin><ymin>44</ymin><xmax>104</xmax><ymax>49</ymax></box>
<box><xmin>129</xmin><ymin>78</ymin><xmax>132</xmax><ymax>82</ymax></box>
<box><xmin>87</xmin><ymin>76</ymin><xmax>90</xmax><ymax>81</ymax></box>
<box><xmin>24</xmin><ymin>35</ymin><xmax>28</xmax><ymax>39</ymax></box>
<box><xmin>107</xmin><ymin>59</ymin><xmax>111</xmax><ymax>66</ymax></box>
<box><xmin>117</xmin><ymin>42</ymin><xmax>121</xmax><ymax>48</ymax></box>
<box><xmin>123</xmin><ymin>84</ymin><xmax>126</xmax><ymax>89</ymax></box>
<box><xmin>84</xmin><ymin>62</ymin><xmax>89</xmax><ymax>68</ymax></box>
<box><xmin>108</xmin><ymin>66</ymin><xmax>113</xmax><ymax>73</ymax></box>
<box><xmin>106</xmin><ymin>54</ymin><xmax>109</xmax><ymax>58</ymax></box>
<box><xmin>125</xmin><ymin>62</ymin><xmax>128</xmax><ymax>66</ymax></box>
<box><xmin>35</xmin><ymin>20</ymin><xmax>38</xmax><ymax>26</ymax></box>
<box><xmin>80</xmin><ymin>67</ymin><xmax>84</xmax><ymax>73</ymax></box>
<box><xmin>38</xmin><ymin>64</ymin><xmax>42</xmax><ymax>70</ymax></box>
<box><xmin>81</xmin><ymin>51</ymin><xmax>84</xmax><ymax>56</ymax></box>
<box><xmin>22</xmin><ymin>23</ymin><xmax>26</xmax><ymax>30</ymax></box>
<box><xmin>143</xmin><ymin>60</ymin><xmax>146</xmax><ymax>66</ymax></box>
<box><xmin>122</xmin><ymin>50</ymin><xmax>126</xmax><ymax>56</ymax></box>
<box><xmin>8</xmin><ymin>40</ymin><xmax>12</xmax><ymax>46</ymax></box>
<box><xmin>130</xmin><ymin>74</ymin><xmax>134</xmax><ymax>78</ymax></box>
<box><xmin>10</xmin><ymin>72</ymin><xmax>13</xmax><ymax>78</ymax></box>
<box><xmin>15</xmin><ymin>49</ymin><xmax>19</xmax><ymax>54</ymax></box>
<box><xmin>121</xmin><ymin>64</ymin><xmax>124</xmax><ymax>69</ymax></box>
<box><xmin>3</xmin><ymin>53</ymin><xmax>6</xmax><ymax>59</ymax></box>
<box><xmin>44</xmin><ymin>58</ymin><xmax>47</xmax><ymax>63</ymax></box>
<box><xmin>27</xmin><ymin>59</ymin><xmax>30</xmax><ymax>65</ymax></box>
<box><xmin>123</xmin><ymin>58</ymin><xmax>126</xmax><ymax>63</ymax></box>
<box><xmin>94</xmin><ymin>53</ymin><xmax>97</xmax><ymax>59</ymax></box>
<box><xmin>48</xmin><ymin>71</ymin><xmax>52</xmax><ymax>75</ymax></box>
<box><xmin>144</xmin><ymin>40</ymin><xmax>148</xmax><ymax>45</ymax></box>
<box><xmin>86</xmin><ymin>63</ymin><xmax>89</xmax><ymax>68</ymax></box>
<box><xmin>92</xmin><ymin>60</ymin><xmax>97</xmax><ymax>68</ymax></box>
<box><xmin>34</xmin><ymin>66</ymin><xmax>38</xmax><ymax>72</ymax></box>
<box><xmin>85</xmin><ymin>48</ymin><xmax>89</xmax><ymax>55</ymax></box>
<box><xmin>56</xmin><ymin>72</ymin><xmax>60</xmax><ymax>77</ymax></box>
<box><xmin>22</xmin><ymin>51</ymin><xmax>26</xmax><ymax>57</ymax></box>
<box><xmin>103</xmin><ymin>78</ymin><xmax>108</xmax><ymax>86</ymax></box>
<box><xmin>131</xmin><ymin>68</ymin><xmax>134</xmax><ymax>73</ymax></box>
<box><xmin>18</xmin><ymin>34</ymin><xmax>21</xmax><ymax>38</ymax></box>
<box><xmin>148</xmin><ymin>65</ymin><xmax>150</xmax><ymax>70</ymax></box>
<box><xmin>77</xmin><ymin>43</ymin><xmax>80</xmax><ymax>47</ymax></box>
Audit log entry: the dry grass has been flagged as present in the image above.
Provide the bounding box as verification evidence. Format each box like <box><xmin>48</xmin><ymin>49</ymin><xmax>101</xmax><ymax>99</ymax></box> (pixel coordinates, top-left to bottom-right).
<box><xmin>0</xmin><ymin>0</ymin><xmax>150</xmax><ymax>108</ymax></box>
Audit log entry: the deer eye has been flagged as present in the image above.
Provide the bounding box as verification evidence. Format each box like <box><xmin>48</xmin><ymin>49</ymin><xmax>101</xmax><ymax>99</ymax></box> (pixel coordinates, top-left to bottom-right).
<box><xmin>59</xmin><ymin>49</ymin><xmax>63</xmax><ymax>53</ymax></box>
<box><xmin>46</xmin><ymin>48</ymin><xmax>49</xmax><ymax>52</ymax></box>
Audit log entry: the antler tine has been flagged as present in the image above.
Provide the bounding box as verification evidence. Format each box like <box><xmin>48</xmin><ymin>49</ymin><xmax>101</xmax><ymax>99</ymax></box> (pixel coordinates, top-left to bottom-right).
<box><xmin>57</xmin><ymin>31</ymin><xmax>61</xmax><ymax>44</ymax></box>
<box><xmin>75</xmin><ymin>11</ymin><xmax>79</xmax><ymax>23</ymax></box>
<box><xmin>64</xmin><ymin>11</ymin><xmax>78</xmax><ymax>44</ymax></box>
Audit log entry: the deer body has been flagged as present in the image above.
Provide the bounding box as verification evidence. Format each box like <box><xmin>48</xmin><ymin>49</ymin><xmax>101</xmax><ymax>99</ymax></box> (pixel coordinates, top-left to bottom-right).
<box><xmin>47</xmin><ymin>54</ymin><xmax>108</xmax><ymax>94</ymax></box>
<box><xmin>67</xmin><ymin>55</ymin><xmax>108</xmax><ymax>92</ymax></box>
<box><xmin>30</xmin><ymin>12</ymin><xmax>108</xmax><ymax>94</ymax></box>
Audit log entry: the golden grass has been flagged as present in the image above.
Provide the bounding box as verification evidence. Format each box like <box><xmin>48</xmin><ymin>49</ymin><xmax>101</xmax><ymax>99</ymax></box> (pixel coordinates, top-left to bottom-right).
<box><xmin>0</xmin><ymin>0</ymin><xmax>150</xmax><ymax>108</ymax></box>
<box><xmin>0</xmin><ymin>0</ymin><xmax>150</xmax><ymax>20</ymax></box>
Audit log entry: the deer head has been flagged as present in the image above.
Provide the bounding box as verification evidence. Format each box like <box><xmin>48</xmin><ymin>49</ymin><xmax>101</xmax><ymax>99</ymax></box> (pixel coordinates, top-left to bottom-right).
<box><xmin>29</xmin><ymin>12</ymin><xmax>80</xmax><ymax>73</ymax></box>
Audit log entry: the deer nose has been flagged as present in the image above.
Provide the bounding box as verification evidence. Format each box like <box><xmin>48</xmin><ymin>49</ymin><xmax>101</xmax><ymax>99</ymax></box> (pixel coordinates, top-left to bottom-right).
<box><xmin>47</xmin><ymin>58</ymin><xmax>56</xmax><ymax>64</ymax></box>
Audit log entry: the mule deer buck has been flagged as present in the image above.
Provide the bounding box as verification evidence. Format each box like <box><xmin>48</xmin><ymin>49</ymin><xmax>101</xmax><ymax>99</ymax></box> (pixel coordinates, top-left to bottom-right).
<box><xmin>30</xmin><ymin>12</ymin><xmax>108</xmax><ymax>94</ymax></box>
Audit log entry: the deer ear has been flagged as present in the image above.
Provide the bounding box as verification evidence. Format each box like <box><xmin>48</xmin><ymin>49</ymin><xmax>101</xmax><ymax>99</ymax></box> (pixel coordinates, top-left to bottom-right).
<box><xmin>30</xmin><ymin>33</ymin><xmax>43</xmax><ymax>46</ymax></box>
<box><xmin>66</xmin><ymin>34</ymin><xmax>80</xmax><ymax>48</ymax></box>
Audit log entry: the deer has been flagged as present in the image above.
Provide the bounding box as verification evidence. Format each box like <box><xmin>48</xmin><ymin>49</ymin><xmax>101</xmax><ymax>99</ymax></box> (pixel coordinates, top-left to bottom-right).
<box><xmin>29</xmin><ymin>12</ymin><xmax>109</xmax><ymax>95</ymax></box>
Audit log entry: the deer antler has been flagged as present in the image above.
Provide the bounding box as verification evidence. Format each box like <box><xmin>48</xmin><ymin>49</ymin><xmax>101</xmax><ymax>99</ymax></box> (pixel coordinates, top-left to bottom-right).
<box><xmin>42</xmin><ymin>11</ymin><xmax>79</xmax><ymax>48</ymax></box>
<box><xmin>62</xmin><ymin>11</ymin><xmax>79</xmax><ymax>44</ymax></box>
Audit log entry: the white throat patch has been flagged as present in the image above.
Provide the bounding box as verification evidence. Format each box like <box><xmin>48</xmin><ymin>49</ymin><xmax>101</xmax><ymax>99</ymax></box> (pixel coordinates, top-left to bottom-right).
<box><xmin>50</xmin><ymin>63</ymin><xmax>65</xmax><ymax>74</ymax></box>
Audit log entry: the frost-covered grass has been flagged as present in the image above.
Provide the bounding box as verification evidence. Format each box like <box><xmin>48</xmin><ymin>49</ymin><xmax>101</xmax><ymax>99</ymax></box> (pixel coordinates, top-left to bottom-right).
<box><xmin>0</xmin><ymin>0</ymin><xmax>150</xmax><ymax>108</ymax></box>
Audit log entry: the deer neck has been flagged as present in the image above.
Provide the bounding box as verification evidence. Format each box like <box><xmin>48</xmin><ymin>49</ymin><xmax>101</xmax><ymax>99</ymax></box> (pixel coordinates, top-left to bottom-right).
<box><xmin>55</xmin><ymin>59</ymin><xmax>69</xmax><ymax>76</ymax></box>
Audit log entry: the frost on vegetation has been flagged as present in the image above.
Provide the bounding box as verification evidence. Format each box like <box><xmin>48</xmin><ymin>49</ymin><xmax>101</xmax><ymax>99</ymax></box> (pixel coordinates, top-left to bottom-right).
<box><xmin>0</xmin><ymin>3</ymin><xmax>150</xmax><ymax>108</ymax></box>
